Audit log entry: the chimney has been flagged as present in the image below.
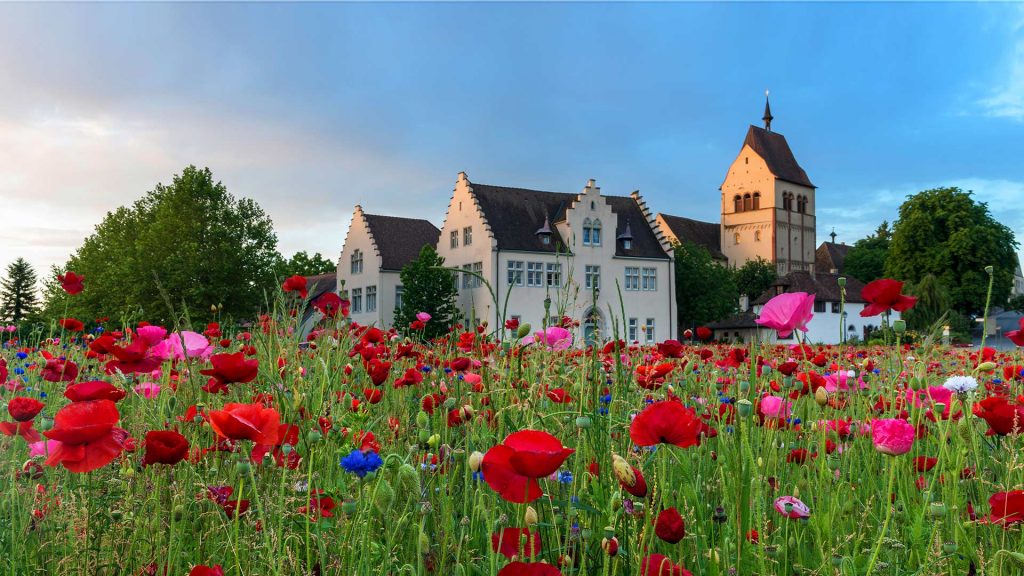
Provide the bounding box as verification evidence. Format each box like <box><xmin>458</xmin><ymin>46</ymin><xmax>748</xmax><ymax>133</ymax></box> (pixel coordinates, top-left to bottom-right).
<box><xmin>739</xmin><ymin>294</ymin><xmax>749</xmax><ymax>312</ymax></box>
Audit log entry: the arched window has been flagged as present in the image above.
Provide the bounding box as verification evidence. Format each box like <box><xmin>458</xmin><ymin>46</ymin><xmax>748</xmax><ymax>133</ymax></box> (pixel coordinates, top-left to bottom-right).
<box><xmin>797</xmin><ymin>195</ymin><xmax>806</xmax><ymax>213</ymax></box>
<box><xmin>351</xmin><ymin>249</ymin><xmax>363</xmax><ymax>274</ymax></box>
<box><xmin>743</xmin><ymin>193</ymin><xmax>752</xmax><ymax>211</ymax></box>
<box><xmin>734</xmin><ymin>195</ymin><xmax>743</xmax><ymax>212</ymax></box>
<box><xmin>754</xmin><ymin>230</ymin><xmax>761</xmax><ymax>242</ymax></box>
<box><xmin>591</xmin><ymin>218</ymin><xmax>602</xmax><ymax>246</ymax></box>
<box><xmin>782</xmin><ymin>192</ymin><xmax>792</xmax><ymax>211</ymax></box>
<box><xmin>733</xmin><ymin>232</ymin><xmax>741</xmax><ymax>245</ymax></box>
<box><xmin>752</xmin><ymin>192</ymin><xmax>760</xmax><ymax>210</ymax></box>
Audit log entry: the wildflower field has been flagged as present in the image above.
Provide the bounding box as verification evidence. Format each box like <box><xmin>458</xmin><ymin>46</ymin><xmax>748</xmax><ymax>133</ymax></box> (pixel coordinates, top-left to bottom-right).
<box><xmin>2</xmin><ymin>276</ymin><xmax>1024</xmax><ymax>576</ymax></box>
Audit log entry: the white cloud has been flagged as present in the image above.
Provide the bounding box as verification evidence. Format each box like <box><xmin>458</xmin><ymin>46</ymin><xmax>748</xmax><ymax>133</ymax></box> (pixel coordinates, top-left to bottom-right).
<box><xmin>979</xmin><ymin>6</ymin><xmax>1024</xmax><ymax>121</ymax></box>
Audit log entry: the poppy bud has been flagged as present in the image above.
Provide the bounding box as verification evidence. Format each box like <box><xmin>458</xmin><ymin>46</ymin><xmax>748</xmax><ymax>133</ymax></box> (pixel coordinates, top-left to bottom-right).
<box><xmin>575</xmin><ymin>415</ymin><xmax>592</xmax><ymax>429</ymax></box>
<box><xmin>398</xmin><ymin>463</ymin><xmax>420</xmax><ymax>494</ymax></box>
<box><xmin>516</xmin><ymin>324</ymin><xmax>532</xmax><ymax>339</ymax></box>
<box><xmin>342</xmin><ymin>499</ymin><xmax>357</xmax><ymax>515</ymax></box>
<box><xmin>738</xmin><ymin>380</ymin><xmax>750</xmax><ymax>394</ymax></box>
<box><xmin>975</xmin><ymin>361</ymin><xmax>997</xmax><ymax>373</ymax></box>
<box><xmin>427</xmin><ymin>434</ymin><xmax>440</xmax><ymax>448</ymax></box>
<box><xmin>418</xmin><ymin>429</ymin><xmax>430</xmax><ymax>444</ymax></box>
<box><xmin>524</xmin><ymin>506</ymin><xmax>538</xmax><ymax>527</ymax></box>
<box><xmin>814</xmin><ymin>387</ymin><xmax>829</xmax><ymax>406</ymax></box>
<box><xmin>419</xmin><ymin>530</ymin><xmax>430</xmax><ymax>551</ymax></box>
<box><xmin>459</xmin><ymin>405</ymin><xmax>474</xmax><ymax>420</ymax></box>
<box><xmin>611</xmin><ymin>453</ymin><xmax>635</xmax><ymax>486</ymax></box>
<box><xmin>601</xmin><ymin>536</ymin><xmax>619</xmax><ymax>556</ymax></box>
<box><xmin>468</xmin><ymin>451</ymin><xmax>484</xmax><ymax>472</ymax></box>
<box><xmin>210</xmin><ymin>304</ymin><xmax>218</xmax><ymax>313</ymax></box>
<box><xmin>307</xmin><ymin>429</ymin><xmax>322</xmax><ymax>443</ymax></box>
<box><xmin>416</xmin><ymin>411</ymin><xmax>430</xmax><ymax>428</ymax></box>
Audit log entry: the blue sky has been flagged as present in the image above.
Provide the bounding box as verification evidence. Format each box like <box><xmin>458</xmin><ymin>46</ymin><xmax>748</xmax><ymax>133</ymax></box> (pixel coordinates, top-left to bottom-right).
<box><xmin>1</xmin><ymin>2</ymin><xmax>1022</xmax><ymax>276</ymax></box>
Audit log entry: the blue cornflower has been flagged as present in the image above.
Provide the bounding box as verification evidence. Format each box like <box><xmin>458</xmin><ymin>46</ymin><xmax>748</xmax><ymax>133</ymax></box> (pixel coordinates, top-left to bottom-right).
<box><xmin>421</xmin><ymin>366</ymin><xmax>432</xmax><ymax>373</ymax></box>
<box><xmin>598</xmin><ymin>406</ymin><xmax>609</xmax><ymax>416</ymax></box>
<box><xmin>558</xmin><ymin>470</ymin><xmax>573</xmax><ymax>484</ymax></box>
<box><xmin>600</xmin><ymin>393</ymin><xmax>612</xmax><ymax>404</ymax></box>
<box><xmin>443</xmin><ymin>367</ymin><xmax>453</xmax><ymax>374</ymax></box>
<box><xmin>93</xmin><ymin>326</ymin><xmax>105</xmax><ymax>334</ymax></box>
<box><xmin>340</xmin><ymin>449</ymin><xmax>384</xmax><ymax>478</ymax></box>
<box><xmin>16</xmin><ymin>352</ymin><xmax>27</xmax><ymax>359</ymax></box>
<box><xmin>472</xmin><ymin>471</ymin><xmax>484</xmax><ymax>482</ymax></box>
<box><xmin>14</xmin><ymin>368</ymin><xmax>24</xmax><ymax>375</ymax></box>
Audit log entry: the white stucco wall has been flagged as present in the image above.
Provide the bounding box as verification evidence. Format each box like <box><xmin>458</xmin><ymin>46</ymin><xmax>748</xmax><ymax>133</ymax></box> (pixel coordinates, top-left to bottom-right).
<box><xmin>727</xmin><ymin>301</ymin><xmax>901</xmax><ymax>345</ymax></box>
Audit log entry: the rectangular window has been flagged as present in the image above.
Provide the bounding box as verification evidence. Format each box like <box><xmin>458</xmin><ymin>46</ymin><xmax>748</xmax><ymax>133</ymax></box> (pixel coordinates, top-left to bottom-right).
<box><xmin>814</xmin><ymin>300</ymin><xmax>826</xmax><ymax>313</ymax></box>
<box><xmin>366</xmin><ymin>285</ymin><xmax>377</xmax><ymax>312</ymax></box>
<box><xmin>510</xmin><ymin>314</ymin><xmax>521</xmax><ymax>324</ymax></box>
<box><xmin>395</xmin><ymin>285</ymin><xmax>404</xmax><ymax>310</ymax></box>
<box><xmin>472</xmin><ymin>262</ymin><xmax>483</xmax><ymax>288</ymax></box>
<box><xmin>644</xmin><ymin>318</ymin><xmax>656</xmax><ymax>343</ymax></box>
<box><xmin>462</xmin><ymin>264</ymin><xmax>472</xmax><ymax>289</ymax></box>
<box><xmin>463</xmin><ymin>226</ymin><xmax>472</xmax><ymax>246</ymax></box>
<box><xmin>527</xmin><ymin>262</ymin><xmax>544</xmax><ymax>287</ymax></box>
<box><xmin>591</xmin><ymin>227</ymin><xmax>601</xmax><ymax>246</ymax></box>
<box><xmin>507</xmin><ymin>260</ymin><xmax>524</xmax><ymax>286</ymax></box>
<box><xmin>642</xmin><ymin>267</ymin><xmax>657</xmax><ymax>291</ymax></box>
<box><xmin>831</xmin><ymin>302</ymin><xmax>841</xmax><ymax>313</ymax></box>
<box><xmin>546</xmin><ymin>262</ymin><xmax>561</xmax><ymax>287</ymax></box>
<box><xmin>628</xmin><ymin>318</ymin><xmax>638</xmax><ymax>342</ymax></box>
<box><xmin>625</xmin><ymin>267</ymin><xmax>640</xmax><ymax>291</ymax></box>
<box><xmin>585</xmin><ymin>265</ymin><xmax>600</xmax><ymax>290</ymax></box>
<box><xmin>582</xmin><ymin>227</ymin><xmax>591</xmax><ymax>246</ymax></box>
<box><xmin>450</xmin><ymin>230</ymin><xmax>459</xmax><ymax>249</ymax></box>
<box><xmin>351</xmin><ymin>288</ymin><xmax>362</xmax><ymax>313</ymax></box>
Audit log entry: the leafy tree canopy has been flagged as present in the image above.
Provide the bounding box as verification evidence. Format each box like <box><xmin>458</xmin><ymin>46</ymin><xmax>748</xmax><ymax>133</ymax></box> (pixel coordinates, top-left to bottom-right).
<box><xmin>885</xmin><ymin>187</ymin><xmax>1018</xmax><ymax>315</ymax></box>
<box><xmin>1</xmin><ymin>257</ymin><xmax>40</xmax><ymax>323</ymax></box>
<box><xmin>42</xmin><ymin>166</ymin><xmax>280</xmax><ymax>324</ymax></box>
<box><xmin>844</xmin><ymin>221</ymin><xmax>891</xmax><ymax>283</ymax></box>
<box><xmin>673</xmin><ymin>242</ymin><xmax>738</xmax><ymax>330</ymax></box>
<box><xmin>393</xmin><ymin>245</ymin><xmax>459</xmax><ymax>340</ymax></box>
<box><xmin>733</xmin><ymin>257</ymin><xmax>777</xmax><ymax>301</ymax></box>
<box><xmin>277</xmin><ymin>251</ymin><xmax>336</xmax><ymax>278</ymax></box>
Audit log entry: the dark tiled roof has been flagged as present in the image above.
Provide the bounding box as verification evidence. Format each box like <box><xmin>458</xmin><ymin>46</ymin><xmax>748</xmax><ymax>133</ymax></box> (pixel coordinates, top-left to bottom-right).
<box><xmin>363</xmin><ymin>214</ymin><xmax>441</xmax><ymax>271</ymax></box>
<box><xmin>658</xmin><ymin>213</ymin><xmax>726</xmax><ymax>261</ymax></box>
<box><xmin>752</xmin><ymin>270</ymin><xmax>868</xmax><ymax>305</ymax></box>
<box><xmin>743</xmin><ymin>126</ymin><xmax>815</xmax><ymax>188</ymax></box>
<box><xmin>815</xmin><ymin>242</ymin><xmax>851</xmax><ymax>274</ymax></box>
<box><xmin>305</xmin><ymin>273</ymin><xmax>337</xmax><ymax>300</ymax></box>
<box><xmin>469</xmin><ymin>182</ymin><xmax>669</xmax><ymax>260</ymax></box>
<box><xmin>708</xmin><ymin>310</ymin><xmax>759</xmax><ymax>330</ymax></box>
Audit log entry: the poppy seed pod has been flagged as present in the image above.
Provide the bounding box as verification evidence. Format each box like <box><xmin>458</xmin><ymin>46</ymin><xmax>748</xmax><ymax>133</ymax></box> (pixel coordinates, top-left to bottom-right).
<box><xmin>893</xmin><ymin>320</ymin><xmax>906</xmax><ymax>334</ymax></box>
<box><xmin>736</xmin><ymin>399</ymin><xmax>753</xmax><ymax>418</ymax></box>
<box><xmin>837</xmin><ymin>276</ymin><xmax>847</xmax><ymax>287</ymax></box>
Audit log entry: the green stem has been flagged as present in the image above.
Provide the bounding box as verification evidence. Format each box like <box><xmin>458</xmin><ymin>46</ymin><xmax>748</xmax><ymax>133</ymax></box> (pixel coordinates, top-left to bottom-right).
<box><xmin>865</xmin><ymin>461</ymin><xmax>897</xmax><ymax>574</ymax></box>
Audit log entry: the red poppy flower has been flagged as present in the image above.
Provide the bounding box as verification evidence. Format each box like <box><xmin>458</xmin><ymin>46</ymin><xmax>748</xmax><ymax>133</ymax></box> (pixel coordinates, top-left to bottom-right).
<box><xmin>313</xmin><ymin>292</ymin><xmax>345</xmax><ymax>318</ymax></box>
<box><xmin>365</xmin><ymin>358</ymin><xmax>392</xmax><ymax>386</ymax></box>
<box><xmin>859</xmin><ymin>279</ymin><xmax>917</xmax><ymax>317</ymax></box>
<box><xmin>545</xmin><ymin>388</ymin><xmax>572</xmax><ymax>403</ymax></box>
<box><xmin>298</xmin><ymin>490</ymin><xmax>336</xmax><ymax>518</ymax></box>
<box><xmin>635</xmin><ymin>363</ymin><xmax>675</xmax><ymax>390</ymax></box>
<box><xmin>491</xmin><ymin>528</ymin><xmax>541</xmax><ymax>559</ymax></box>
<box><xmin>189</xmin><ymin>566</ymin><xmax>224</xmax><ymax>576</ymax></box>
<box><xmin>251</xmin><ymin>424</ymin><xmax>302</xmax><ymax>468</ymax></box>
<box><xmin>0</xmin><ymin>420</ymin><xmax>40</xmax><ymax>442</ymax></box>
<box><xmin>483</xmin><ymin>430</ymin><xmax>574</xmax><ymax>503</ymax></box>
<box><xmin>59</xmin><ymin>318</ymin><xmax>85</xmax><ymax>332</ymax></box>
<box><xmin>394</xmin><ymin>368</ymin><xmax>423</xmax><ymax>388</ymax></box>
<box><xmin>282</xmin><ymin>274</ymin><xmax>309</xmax><ymax>299</ymax></box>
<box><xmin>142</xmin><ymin>429</ymin><xmax>190</xmax><ymax>466</ymax></box>
<box><xmin>630</xmin><ymin>401</ymin><xmax>704</xmax><ymax>448</ymax></box>
<box><xmin>657</xmin><ymin>340</ymin><xmax>685</xmax><ymax>358</ymax></box>
<box><xmin>496</xmin><ymin>562</ymin><xmax>561</xmax><ymax>576</ymax></box>
<box><xmin>208</xmin><ymin>403</ymin><xmax>280</xmax><ymax>445</ymax></box>
<box><xmin>65</xmin><ymin>380</ymin><xmax>128</xmax><ymax>403</ymax></box>
<box><xmin>640</xmin><ymin>554</ymin><xmax>692</xmax><ymax>576</ymax></box>
<box><xmin>58</xmin><ymin>271</ymin><xmax>85</xmax><ymax>295</ymax></box>
<box><xmin>200</xmin><ymin>353</ymin><xmax>260</xmax><ymax>385</ymax></box>
<box><xmin>983</xmin><ymin>490</ymin><xmax>1024</xmax><ymax>526</ymax></box>
<box><xmin>913</xmin><ymin>456</ymin><xmax>938</xmax><ymax>472</ymax></box>
<box><xmin>973</xmin><ymin>395</ymin><xmax>1024</xmax><ymax>435</ymax></box>
<box><xmin>43</xmin><ymin>399</ymin><xmax>127</xmax><ymax>473</ymax></box>
<box><xmin>41</xmin><ymin>358</ymin><xmax>78</xmax><ymax>382</ymax></box>
<box><xmin>654</xmin><ymin>507</ymin><xmax>686</xmax><ymax>543</ymax></box>
<box><xmin>695</xmin><ymin>326</ymin><xmax>712</xmax><ymax>341</ymax></box>
<box><xmin>1006</xmin><ymin>318</ymin><xmax>1024</xmax><ymax>347</ymax></box>
<box><xmin>7</xmin><ymin>397</ymin><xmax>45</xmax><ymax>422</ymax></box>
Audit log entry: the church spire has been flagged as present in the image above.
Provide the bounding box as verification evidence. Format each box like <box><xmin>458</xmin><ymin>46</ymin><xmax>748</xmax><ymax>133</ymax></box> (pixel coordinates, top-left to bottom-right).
<box><xmin>763</xmin><ymin>90</ymin><xmax>773</xmax><ymax>131</ymax></box>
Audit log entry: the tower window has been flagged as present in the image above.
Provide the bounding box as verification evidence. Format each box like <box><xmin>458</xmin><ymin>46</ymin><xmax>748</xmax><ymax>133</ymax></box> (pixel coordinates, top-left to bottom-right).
<box><xmin>734</xmin><ymin>195</ymin><xmax>743</xmax><ymax>213</ymax></box>
<box><xmin>743</xmin><ymin>193</ymin><xmax>752</xmax><ymax>211</ymax></box>
<box><xmin>753</xmin><ymin>192</ymin><xmax>760</xmax><ymax>210</ymax></box>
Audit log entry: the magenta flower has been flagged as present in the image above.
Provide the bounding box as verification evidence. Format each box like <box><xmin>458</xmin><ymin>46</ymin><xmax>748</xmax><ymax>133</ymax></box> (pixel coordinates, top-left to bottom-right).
<box><xmin>756</xmin><ymin>292</ymin><xmax>815</xmax><ymax>338</ymax></box>
<box><xmin>531</xmin><ymin>326</ymin><xmax>573</xmax><ymax>350</ymax></box>
<box><xmin>759</xmin><ymin>395</ymin><xmax>791</xmax><ymax>419</ymax></box>
<box><xmin>774</xmin><ymin>496</ymin><xmax>811</xmax><ymax>519</ymax></box>
<box><xmin>151</xmin><ymin>331</ymin><xmax>213</xmax><ymax>361</ymax></box>
<box><xmin>416</xmin><ymin>312</ymin><xmax>432</xmax><ymax>323</ymax></box>
<box><xmin>134</xmin><ymin>382</ymin><xmax>162</xmax><ymax>399</ymax></box>
<box><xmin>871</xmin><ymin>418</ymin><xmax>915</xmax><ymax>456</ymax></box>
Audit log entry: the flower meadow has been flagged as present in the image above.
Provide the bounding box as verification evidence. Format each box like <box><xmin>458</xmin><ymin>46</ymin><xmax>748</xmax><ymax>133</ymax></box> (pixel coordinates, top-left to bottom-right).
<box><xmin>2</xmin><ymin>276</ymin><xmax>1024</xmax><ymax>575</ymax></box>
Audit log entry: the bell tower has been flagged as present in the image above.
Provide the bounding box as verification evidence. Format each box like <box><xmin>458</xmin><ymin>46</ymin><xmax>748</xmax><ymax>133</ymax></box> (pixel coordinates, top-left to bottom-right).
<box><xmin>720</xmin><ymin>94</ymin><xmax>816</xmax><ymax>274</ymax></box>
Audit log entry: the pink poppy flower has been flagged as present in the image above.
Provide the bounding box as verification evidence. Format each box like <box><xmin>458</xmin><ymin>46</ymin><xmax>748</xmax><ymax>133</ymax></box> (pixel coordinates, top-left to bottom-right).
<box><xmin>759</xmin><ymin>395</ymin><xmax>791</xmax><ymax>419</ymax></box>
<box><xmin>151</xmin><ymin>331</ymin><xmax>214</xmax><ymax>361</ymax></box>
<box><xmin>871</xmin><ymin>418</ymin><xmax>915</xmax><ymax>456</ymax></box>
<box><xmin>755</xmin><ymin>292</ymin><xmax>815</xmax><ymax>339</ymax></box>
<box><xmin>416</xmin><ymin>312</ymin><xmax>432</xmax><ymax>323</ymax></box>
<box><xmin>531</xmin><ymin>327</ymin><xmax>573</xmax><ymax>350</ymax></box>
<box><xmin>134</xmin><ymin>382</ymin><xmax>162</xmax><ymax>399</ymax></box>
<box><xmin>774</xmin><ymin>496</ymin><xmax>811</xmax><ymax>519</ymax></box>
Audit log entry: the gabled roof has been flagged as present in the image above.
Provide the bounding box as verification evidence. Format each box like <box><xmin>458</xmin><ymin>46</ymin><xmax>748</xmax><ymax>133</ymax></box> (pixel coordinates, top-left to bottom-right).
<box><xmin>752</xmin><ymin>270</ymin><xmax>867</xmax><ymax>305</ymax></box>
<box><xmin>743</xmin><ymin>126</ymin><xmax>815</xmax><ymax>188</ymax></box>
<box><xmin>815</xmin><ymin>242</ymin><xmax>851</xmax><ymax>274</ymax></box>
<box><xmin>468</xmin><ymin>182</ymin><xmax>669</xmax><ymax>260</ymax></box>
<box><xmin>363</xmin><ymin>214</ymin><xmax>441</xmax><ymax>271</ymax></box>
<box><xmin>305</xmin><ymin>273</ymin><xmax>337</xmax><ymax>301</ymax></box>
<box><xmin>657</xmin><ymin>213</ymin><xmax>726</xmax><ymax>261</ymax></box>
<box><xmin>708</xmin><ymin>310</ymin><xmax>759</xmax><ymax>330</ymax></box>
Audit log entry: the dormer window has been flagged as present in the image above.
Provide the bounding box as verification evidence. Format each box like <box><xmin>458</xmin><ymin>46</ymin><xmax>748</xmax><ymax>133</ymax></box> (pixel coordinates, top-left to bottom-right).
<box><xmin>623</xmin><ymin>238</ymin><xmax>632</xmax><ymax>250</ymax></box>
<box><xmin>535</xmin><ymin>214</ymin><xmax>553</xmax><ymax>246</ymax></box>
<box><xmin>617</xmin><ymin>221</ymin><xmax>634</xmax><ymax>251</ymax></box>
<box><xmin>541</xmin><ymin>235</ymin><xmax>550</xmax><ymax>245</ymax></box>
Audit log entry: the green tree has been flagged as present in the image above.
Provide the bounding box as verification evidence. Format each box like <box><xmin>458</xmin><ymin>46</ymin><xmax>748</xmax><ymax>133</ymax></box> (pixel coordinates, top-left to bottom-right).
<box><xmin>844</xmin><ymin>221</ymin><xmax>891</xmax><ymax>283</ymax></box>
<box><xmin>277</xmin><ymin>251</ymin><xmax>336</xmax><ymax>278</ymax></box>
<box><xmin>393</xmin><ymin>245</ymin><xmax>458</xmax><ymax>339</ymax></box>
<box><xmin>1008</xmin><ymin>293</ymin><xmax>1024</xmax><ymax>313</ymax></box>
<box><xmin>673</xmin><ymin>242</ymin><xmax>738</xmax><ymax>331</ymax></box>
<box><xmin>886</xmin><ymin>187</ymin><xmax>1018</xmax><ymax>315</ymax></box>
<box><xmin>902</xmin><ymin>273</ymin><xmax>951</xmax><ymax>331</ymax></box>
<box><xmin>42</xmin><ymin>166</ymin><xmax>280</xmax><ymax>324</ymax></box>
<box><xmin>733</xmin><ymin>257</ymin><xmax>777</xmax><ymax>300</ymax></box>
<box><xmin>0</xmin><ymin>257</ymin><xmax>40</xmax><ymax>322</ymax></box>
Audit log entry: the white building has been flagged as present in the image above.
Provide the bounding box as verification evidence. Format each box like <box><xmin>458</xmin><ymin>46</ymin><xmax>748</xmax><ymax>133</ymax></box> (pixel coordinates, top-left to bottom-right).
<box><xmin>436</xmin><ymin>173</ymin><xmax>677</xmax><ymax>345</ymax></box>
<box><xmin>337</xmin><ymin>206</ymin><xmax>440</xmax><ymax>328</ymax></box>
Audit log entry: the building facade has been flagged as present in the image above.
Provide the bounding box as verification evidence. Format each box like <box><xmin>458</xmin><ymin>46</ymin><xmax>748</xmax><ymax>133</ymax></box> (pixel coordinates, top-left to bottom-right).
<box><xmin>337</xmin><ymin>206</ymin><xmax>440</xmax><ymax>328</ymax></box>
<box><xmin>436</xmin><ymin>173</ymin><xmax>677</xmax><ymax>344</ymax></box>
